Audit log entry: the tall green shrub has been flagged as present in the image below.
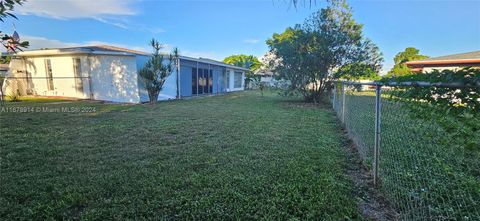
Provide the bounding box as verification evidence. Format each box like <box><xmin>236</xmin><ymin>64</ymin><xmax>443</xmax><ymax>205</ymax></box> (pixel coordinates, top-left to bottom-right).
<box><xmin>139</xmin><ymin>39</ymin><xmax>179</xmax><ymax>103</ymax></box>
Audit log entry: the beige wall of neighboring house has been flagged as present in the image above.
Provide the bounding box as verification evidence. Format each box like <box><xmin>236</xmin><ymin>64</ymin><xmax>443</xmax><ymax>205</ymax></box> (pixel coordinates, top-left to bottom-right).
<box><xmin>422</xmin><ymin>66</ymin><xmax>465</xmax><ymax>73</ymax></box>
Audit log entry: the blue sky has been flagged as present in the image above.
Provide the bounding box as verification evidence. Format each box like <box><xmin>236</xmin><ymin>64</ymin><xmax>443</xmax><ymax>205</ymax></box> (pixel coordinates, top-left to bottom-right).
<box><xmin>2</xmin><ymin>0</ymin><xmax>479</xmax><ymax>73</ymax></box>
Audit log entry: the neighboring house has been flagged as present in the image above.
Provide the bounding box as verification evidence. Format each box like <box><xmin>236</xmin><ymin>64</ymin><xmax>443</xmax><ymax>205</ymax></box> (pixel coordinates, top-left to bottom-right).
<box><xmin>406</xmin><ymin>51</ymin><xmax>480</xmax><ymax>73</ymax></box>
<box><xmin>254</xmin><ymin>70</ymin><xmax>280</xmax><ymax>87</ymax></box>
<box><xmin>2</xmin><ymin>45</ymin><xmax>248</xmax><ymax>103</ymax></box>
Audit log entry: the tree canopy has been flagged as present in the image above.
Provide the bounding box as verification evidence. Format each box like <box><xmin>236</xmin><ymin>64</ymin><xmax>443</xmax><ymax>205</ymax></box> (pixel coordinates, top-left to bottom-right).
<box><xmin>386</xmin><ymin>47</ymin><xmax>428</xmax><ymax>76</ymax></box>
<box><xmin>223</xmin><ymin>55</ymin><xmax>261</xmax><ymax>71</ymax></box>
<box><xmin>267</xmin><ymin>0</ymin><xmax>383</xmax><ymax>102</ymax></box>
<box><xmin>0</xmin><ymin>0</ymin><xmax>29</xmax><ymax>52</ymax></box>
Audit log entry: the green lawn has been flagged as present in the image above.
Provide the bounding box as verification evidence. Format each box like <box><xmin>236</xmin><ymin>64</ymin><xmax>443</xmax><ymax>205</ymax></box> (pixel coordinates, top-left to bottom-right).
<box><xmin>0</xmin><ymin>91</ymin><xmax>363</xmax><ymax>220</ymax></box>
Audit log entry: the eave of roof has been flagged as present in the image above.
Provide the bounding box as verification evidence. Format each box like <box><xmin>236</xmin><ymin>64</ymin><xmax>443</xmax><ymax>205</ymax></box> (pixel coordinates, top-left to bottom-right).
<box><xmin>405</xmin><ymin>59</ymin><xmax>480</xmax><ymax>66</ymax></box>
<box><xmin>14</xmin><ymin>48</ymin><xmax>137</xmax><ymax>57</ymax></box>
<box><xmin>179</xmin><ymin>56</ymin><xmax>250</xmax><ymax>71</ymax></box>
<box><xmin>405</xmin><ymin>50</ymin><xmax>480</xmax><ymax>67</ymax></box>
<box><xmin>8</xmin><ymin>45</ymin><xmax>250</xmax><ymax>71</ymax></box>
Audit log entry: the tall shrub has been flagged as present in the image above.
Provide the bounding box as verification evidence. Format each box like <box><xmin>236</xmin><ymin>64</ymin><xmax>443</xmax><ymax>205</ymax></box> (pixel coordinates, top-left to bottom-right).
<box><xmin>139</xmin><ymin>39</ymin><xmax>179</xmax><ymax>103</ymax></box>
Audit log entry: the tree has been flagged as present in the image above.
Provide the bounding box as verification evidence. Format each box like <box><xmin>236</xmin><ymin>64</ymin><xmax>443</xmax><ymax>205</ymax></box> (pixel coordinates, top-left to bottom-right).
<box><xmin>387</xmin><ymin>47</ymin><xmax>428</xmax><ymax>76</ymax></box>
<box><xmin>0</xmin><ymin>0</ymin><xmax>29</xmax><ymax>52</ymax></box>
<box><xmin>334</xmin><ymin>38</ymin><xmax>383</xmax><ymax>80</ymax></box>
<box><xmin>0</xmin><ymin>0</ymin><xmax>29</xmax><ymax>101</ymax></box>
<box><xmin>173</xmin><ymin>47</ymin><xmax>180</xmax><ymax>98</ymax></box>
<box><xmin>139</xmin><ymin>39</ymin><xmax>179</xmax><ymax>103</ymax></box>
<box><xmin>267</xmin><ymin>0</ymin><xmax>383</xmax><ymax>102</ymax></box>
<box><xmin>223</xmin><ymin>54</ymin><xmax>261</xmax><ymax>71</ymax></box>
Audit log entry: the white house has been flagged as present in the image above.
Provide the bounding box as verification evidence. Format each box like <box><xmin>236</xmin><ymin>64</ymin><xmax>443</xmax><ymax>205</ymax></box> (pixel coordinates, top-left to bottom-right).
<box><xmin>2</xmin><ymin>45</ymin><xmax>248</xmax><ymax>103</ymax></box>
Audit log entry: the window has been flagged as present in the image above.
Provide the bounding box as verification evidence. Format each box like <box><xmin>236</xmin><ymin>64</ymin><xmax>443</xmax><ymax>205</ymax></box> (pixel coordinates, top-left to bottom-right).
<box><xmin>191</xmin><ymin>67</ymin><xmax>213</xmax><ymax>95</ymax></box>
<box><xmin>73</xmin><ymin>58</ymin><xmax>84</xmax><ymax>93</ymax></box>
<box><xmin>192</xmin><ymin>68</ymin><xmax>198</xmax><ymax>95</ymax></box>
<box><xmin>234</xmin><ymin>71</ymin><xmax>242</xmax><ymax>88</ymax></box>
<box><xmin>198</xmin><ymin>68</ymin><xmax>205</xmax><ymax>94</ymax></box>
<box><xmin>209</xmin><ymin>69</ymin><xmax>213</xmax><ymax>93</ymax></box>
<box><xmin>203</xmin><ymin>68</ymin><xmax>209</xmax><ymax>93</ymax></box>
<box><xmin>44</xmin><ymin>59</ymin><xmax>54</xmax><ymax>91</ymax></box>
<box><xmin>226</xmin><ymin>70</ymin><xmax>230</xmax><ymax>89</ymax></box>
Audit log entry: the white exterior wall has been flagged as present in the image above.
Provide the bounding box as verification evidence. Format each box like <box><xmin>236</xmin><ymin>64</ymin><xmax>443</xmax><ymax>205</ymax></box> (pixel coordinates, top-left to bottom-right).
<box><xmin>3</xmin><ymin>52</ymin><xmax>247</xmax><ymax>103</ymax></box>
<box><xmin>158</xmin><ymin>70</ymin><xmax>177</xmax><ymax>100</ymax></box>
<box><xmin>3</xmin><ymin>56</ymin><xmax>90</xmax><ymax>98</ymax></box>
<box><xmin>136</xmin><ymin>56</ymin><xmax>178</xmax><ymax>102</ymax></box>
<box><xmin>226</xmin><ymin>69</ymin><xmax>245</xmax><ymax>92</ymax></box>
<box><xmin>3</xmin><ymin>54</ymin><xmax>143</xmax><ymax>103</ymax></box>
<box><xmin>88</xmin><ymin>55</ymin><xmax>141</xmax><ymax>103</ymax></box>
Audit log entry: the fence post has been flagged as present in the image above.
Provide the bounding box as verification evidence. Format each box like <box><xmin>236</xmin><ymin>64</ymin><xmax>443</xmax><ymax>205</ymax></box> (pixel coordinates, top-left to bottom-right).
<box><xmin>341</xmin><ymin>83</ymin><xmax>346</xmax><ymax>123</ymax></box>
<box><xmin>373</xmin><ymin>84</ymin><xmax>382</xmax><ymax>186</ymax></box>
<box><xmin>332</xmin><ymin>83</ymin><xmax>337</xmax><ymax>110</ymax></box>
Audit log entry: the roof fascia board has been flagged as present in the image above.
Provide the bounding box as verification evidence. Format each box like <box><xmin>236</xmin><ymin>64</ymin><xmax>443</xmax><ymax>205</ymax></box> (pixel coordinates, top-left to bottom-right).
<box><xmin>179</xmin><ymin>56</ymin><xmax>250</xmax><ymax>71</ymax></box>
<box><xmin>406</xmin><ymin>59</ymin><xmax>480</xmax><ymax>66</ymax></box>
<box><xmin>15</xmin><ymin>49</ymin><xmax>135</xmax><ymax>57</ymax></box>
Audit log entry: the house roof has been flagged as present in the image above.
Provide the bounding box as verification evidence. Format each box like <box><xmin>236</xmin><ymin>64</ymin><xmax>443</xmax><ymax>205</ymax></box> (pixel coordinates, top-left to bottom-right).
<box><xmin>179</xmin><ymin>56</ymin><xmax>250</xmax><ymax>71</ymax></box>
<box><xmin>67</xmin><ymin>45</ymin><xmax>150</xmax><ymax>56</ymax></box>
<box><xmin>13</xmin><ymin>45</ymin><xmax>143</xmax><ymax>57</ymax></box>
<box><xmin>405</xmin><ymin>51</ymin><xmax>480</xmax><ymax>66</ymax></box>
<box><xmin>10</xmin><ymin>45</ymin><xmax>249</xmax><ymax>71</ymax></box>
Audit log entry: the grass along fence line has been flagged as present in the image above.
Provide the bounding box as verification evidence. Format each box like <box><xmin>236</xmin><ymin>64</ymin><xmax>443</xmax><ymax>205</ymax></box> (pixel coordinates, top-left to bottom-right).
<box><xmin>332</xmin><ymin>83</ymin><xmax>480</xmax><ymax>220</ymax></box>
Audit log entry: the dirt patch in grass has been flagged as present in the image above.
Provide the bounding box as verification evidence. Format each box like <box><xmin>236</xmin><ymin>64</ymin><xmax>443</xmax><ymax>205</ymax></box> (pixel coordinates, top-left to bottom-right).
<box><xmin>340</xmin><ymin>127</ymin><xmax>399</xmax><ymax>221</ymax></box>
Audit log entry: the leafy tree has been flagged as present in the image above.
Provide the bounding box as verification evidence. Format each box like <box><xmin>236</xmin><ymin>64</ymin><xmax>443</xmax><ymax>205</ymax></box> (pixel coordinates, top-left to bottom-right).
<box><xmin>267</xmin><ymin>0</ymin><xmax>383</xmax><ymax>102</ymax></box>
<box><xmin>0</xmin><ymin>55</ymin><xmax>11</xmax><ymax>64</ymax></box>
<box><xmin>0</xmin><ymin>0</ymin><xmax>29</xmax><ymax>102</ymax></box>
<box><xmin>139</xmin><ymin>39</ymin><xmax>179</xmax><ymax>103</ymax></box>
<box><xmin>223</xmin><ymin>54</ymin><xmax>261</xmax><ymax>71</ymax></box>
<box><xmin>386</xmin><ymin>47</ymin><xmax>428</xmax><ymax>76</ymax></box>
<box><xmin>291</xmin><ymin>0</ymin><xmax>316</xmax><ymax>8</ymax></box>
<box><xmin>0</xmin><ymin>0</ymin><xmax>29</xmax><ymax>52</ymax></box>
<box><xmin>172</xmin><ymin>47</ymin><xmax>180</xmax><ymax>98</ymax></box>
<box><xmin>334</xmin><ymin>63</ymin><xmax>380</xmax><ymax>81</ymax></box>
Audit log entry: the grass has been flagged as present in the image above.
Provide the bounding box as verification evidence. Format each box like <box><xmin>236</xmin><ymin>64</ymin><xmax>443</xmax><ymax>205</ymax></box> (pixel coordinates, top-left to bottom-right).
<box><xmin>0</xmin><ymin>91</ymin><xmax>363</xmax><ymax>220</ymax></box>
<box><xmin>336</xmin><ymin>89</ymin><xmax>480</xmax><ymax>220</ymax></box>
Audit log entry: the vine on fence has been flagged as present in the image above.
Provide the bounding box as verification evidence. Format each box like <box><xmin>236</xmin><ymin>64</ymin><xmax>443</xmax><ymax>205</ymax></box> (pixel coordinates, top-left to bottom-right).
<box><xmin>382</xmin><ymin>68</ymin><xmax>480</xmax><ymax>151</ymax></box>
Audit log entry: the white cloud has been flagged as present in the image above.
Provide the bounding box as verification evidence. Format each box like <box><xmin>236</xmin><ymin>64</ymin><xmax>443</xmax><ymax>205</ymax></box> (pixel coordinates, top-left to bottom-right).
<box><xmin>18</xmin><ymin>0</ymin><xmax>138</xmax><ymax>19</ymax></box>
<box><xmin>243</xmin><ymin>38</ymin><xmax>260</xmax><ymax>44</ymax></box>
<box><xmin>94</xmin><ymin>17</ymin><xmax>129</xmax><ymax>29</ymax></box>
<box><xmin>19</xmin><ymin>36</ymin><xmax>81</xmax><ymax>49</ymax></box>
<box><xmin>17</xmin><ymin>0</ymin><xmax>165</xmax><ymax>34</ymax></box>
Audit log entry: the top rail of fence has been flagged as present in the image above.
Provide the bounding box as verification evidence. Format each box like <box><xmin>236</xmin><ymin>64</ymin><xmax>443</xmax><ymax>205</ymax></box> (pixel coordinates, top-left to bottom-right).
<box><xmin>333</xmin><ymin>80</ymin><xmax>480</xmax><ymax>88</ymax></box>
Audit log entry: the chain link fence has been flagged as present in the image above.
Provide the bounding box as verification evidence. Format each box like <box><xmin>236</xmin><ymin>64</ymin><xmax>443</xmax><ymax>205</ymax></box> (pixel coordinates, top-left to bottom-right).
<box><xmin>331</xmin><ymin>82</ymin><xmax>480</xmax><ymax>220</ymax></box>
